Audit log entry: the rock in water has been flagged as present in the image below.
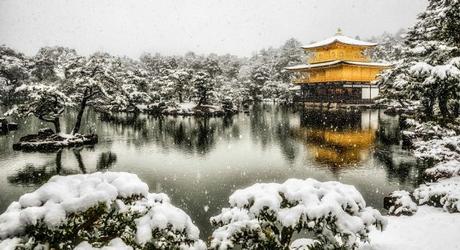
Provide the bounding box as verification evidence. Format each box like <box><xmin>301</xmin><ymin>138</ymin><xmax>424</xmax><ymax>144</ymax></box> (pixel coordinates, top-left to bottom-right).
<box><xmin>13</xmin><ymin>129</ymin><xmax>98</xmax><ymax>152</ymax></box>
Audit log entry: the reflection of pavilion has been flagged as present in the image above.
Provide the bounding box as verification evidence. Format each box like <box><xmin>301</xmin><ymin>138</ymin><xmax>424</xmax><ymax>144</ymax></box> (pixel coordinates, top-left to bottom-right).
<box><xmin>293</xmin><ymin>109</ymin><xmax>378</xmax><ymax>168</ymax></box>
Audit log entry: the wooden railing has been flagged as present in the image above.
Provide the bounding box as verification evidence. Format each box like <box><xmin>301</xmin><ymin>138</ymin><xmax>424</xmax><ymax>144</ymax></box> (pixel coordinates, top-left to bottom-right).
<box><xmin>293</xmin><ymin>95</ymin><xmax>375</xmax><ymax>104</ymax></box>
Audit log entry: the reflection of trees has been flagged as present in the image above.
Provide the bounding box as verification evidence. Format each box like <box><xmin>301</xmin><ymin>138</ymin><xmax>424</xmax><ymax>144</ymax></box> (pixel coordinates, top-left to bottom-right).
<box><xmin>99</xmin><ymin>112</ymin><xmax>148</xmax><ymax>135</ymax></box>
<box><xmin>374</xmin><ymin>146</ymin><xmax>421</xmax><ymax>186</ymax></box>
<box><xmin>7</xmin><ymin>151</ymin><xmax>78</xmax><ymax>186</ymax></box>
<box><xmin>97</xmin><ymin>104</ymin><xmax>300</xmax><ymax>159</ymax></box>
<box><xmin>249</xmin><ymin>104</ymin><xmax>300</xmax><ymax>163</ymax></box>
<box><xmin>8</xmin><ymin>149</ymin><xmax>117</xmax><ymax>187</ymax></box>
<box><xmin>97</xmin><ymin>152</ymin><xmax>117</xmax><ymax>170</ymax></box>
<box><xmin>374</xmin><ymin>114</ymin><xmax>422</xmax><ymax>187</ymax></box>
<box><xmin>100</xmin><ymin>112</ymin><xmax>242</xmax><ymax>155</ymax></box>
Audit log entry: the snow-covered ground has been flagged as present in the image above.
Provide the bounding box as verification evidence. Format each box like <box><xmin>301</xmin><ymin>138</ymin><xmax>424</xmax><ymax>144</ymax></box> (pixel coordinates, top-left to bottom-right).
<box><xmin>158</xmin><ymin>102</ymin><xmax>234</xmax><ymax>116</ymax></box>
<box><xmin>361</xmin><ymin>206</ymin><xmax>460</xmax><ymax>250</ymax></box>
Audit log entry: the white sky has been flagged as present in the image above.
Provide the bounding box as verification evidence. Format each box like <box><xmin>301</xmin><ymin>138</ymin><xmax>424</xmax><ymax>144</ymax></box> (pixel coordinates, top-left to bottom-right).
<box><xmin>0</xmin><ymin>0</ymin><xmax>427</xmax><ymax>58</ymax></box>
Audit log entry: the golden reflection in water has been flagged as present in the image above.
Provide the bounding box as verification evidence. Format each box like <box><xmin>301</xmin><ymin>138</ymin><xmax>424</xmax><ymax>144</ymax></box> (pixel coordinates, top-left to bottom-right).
<box><xmin>293</xmin><ymin>110</ymin><xmax>378</xmax><ymax>168</ymax></box>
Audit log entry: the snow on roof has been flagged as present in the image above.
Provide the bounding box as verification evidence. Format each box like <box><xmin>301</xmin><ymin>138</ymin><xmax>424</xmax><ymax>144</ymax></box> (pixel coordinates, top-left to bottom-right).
<box><xmin>285</xmin><ymin>60</ymin><xmax>392</xmax><ymax>70</ymax></box>
<box><xmin>302</xmin><ymin>35</ymin><xmax>377</xmax><ymax>49</ymax></box>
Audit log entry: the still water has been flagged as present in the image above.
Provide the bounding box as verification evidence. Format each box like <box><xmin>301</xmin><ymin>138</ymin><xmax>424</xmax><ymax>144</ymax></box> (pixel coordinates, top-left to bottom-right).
<box><xmin>0</xmin><ymin>105</ymin><xmax>421</xmax><ymax>238</ymax></box>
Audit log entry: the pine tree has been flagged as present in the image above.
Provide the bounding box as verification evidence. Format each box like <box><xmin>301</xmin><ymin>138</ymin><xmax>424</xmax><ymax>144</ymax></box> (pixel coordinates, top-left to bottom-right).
<box><xmin>0</xmin><ymin>45</ymin><xmax>30</xmax><ymax>105</ymax></box>
<box><xmin>379</xmin><ymin>0</ymin><xmax>460</xmax><ymax>119</ymax></box>
<box><xmin>192</xmin><ymin>71</ymin><xmax>213</xmax><ymax>106</ymax></box>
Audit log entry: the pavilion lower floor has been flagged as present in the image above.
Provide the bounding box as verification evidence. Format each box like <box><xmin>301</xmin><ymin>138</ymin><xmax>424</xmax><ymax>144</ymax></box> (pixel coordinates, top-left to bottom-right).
<box><xmin>295</xmin><ymin>83</ymin><xmax>379</xmax><ymax>104</ymax></box>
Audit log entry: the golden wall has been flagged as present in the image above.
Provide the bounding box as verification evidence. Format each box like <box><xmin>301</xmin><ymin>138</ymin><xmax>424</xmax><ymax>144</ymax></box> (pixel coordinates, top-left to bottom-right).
<box><xmin>293</xmin><ymin>65</ymin><xmax>382</xmax><ymax>84</ymax></box>
<box><xmin>308</xmin><ymin>44</ymin><xmax>369</xmax><ymax>64</ymax></box>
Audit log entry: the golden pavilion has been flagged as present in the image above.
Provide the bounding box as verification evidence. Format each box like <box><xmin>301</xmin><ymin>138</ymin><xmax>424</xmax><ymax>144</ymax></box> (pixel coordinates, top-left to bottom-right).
<box><xmin>286</xmin><ymin>30</ymin><xmax>391</xmax><ymax>104</ymax></box>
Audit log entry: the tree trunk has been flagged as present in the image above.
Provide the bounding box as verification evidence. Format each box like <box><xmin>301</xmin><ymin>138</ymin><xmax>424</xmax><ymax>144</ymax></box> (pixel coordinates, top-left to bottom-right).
<box><xmin>452</xmin><ymin>101</ymin><xmax>460</xmax><ymax>118</ymax></box>
<box><xmin>72</xmin><ymin>97</ymin><xmax>88</xmax><ymax>135</ymax></box>
<box><xmin>53</xmin><ymin>117</ymin><xmax>61</xmax><ymax>134</ymax></box>
<box><xmin>280</xmin><ymin>227</ymin><xmax>293</xmax><ymax>249</ymax></box>
<box><xmin>179</xmin><ymin>93</ymin><xmax>183</xmax><ymax>103</ymax></box>
<box><xmin>438</xmin><ymin>95</ymin><xmax>450</xmax><ymax>119</ymax></box>
<box><xmin>55</xmin><ymin>150</ymin><xmax>62</xmax><ymax>174</ymax></box>
<box><xmin>203</xmin><ymin>90</ymin><xmax>207</xmax><ymax>105</ymax></box>
<box><xmin>422</xmin><ymin>98</ymin><xmax>434</xmax><ymax>120</ymax></box>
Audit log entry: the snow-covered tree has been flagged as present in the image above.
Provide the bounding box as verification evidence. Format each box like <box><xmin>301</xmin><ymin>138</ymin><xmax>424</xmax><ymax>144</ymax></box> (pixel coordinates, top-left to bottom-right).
<box><xmin>192</xmin><ymin>71</ymin><xmax>214</xmax><ymax>106</ymax></box>
<box><xmin>0</xmin><ymin>172</ymin><xmax>206</xmax><ymax>250</ymax></box>
<box><xmin>8</xmin><ymin>83</ymin><xmax>71</xmax><ymax>133</ymax></box>
<box><xmin>275</xmin><ymin>38</ymin><xmax>305</xmax><ymax>83</ymax></box>
<box><xmin>210</xmin><ymin>179</ymin><xmax>386</xmax><ymax>250</ymax></box>
<box><xmin>202</xmin><ymin>57</ymin><xmax>222</xmax><ymax>79</ymax></box>
<box><xmin>368</xmin><ymin>30</ymin><xmax>405</xmax><ymax>63</ymax></box>
<box><xmin>379</xmin><ymin>0</ymin><xmax>460</xmax><ymax>119</ymax></box>
<box><xmin>261</xmin><ymin>80</ymin><xmax>292</xmax><ymax>103</ymax></box>
<box><xmin>107</xmin><ymin>57</ymin><xmax>153</xmax><ymax>113</ymax></box>
<box><xmin>169</xmin><ymin>69</ymin><xmax>192</xmax><ymax>103</ymax></box>
<box><xmin>249</xmin><ymin>65</ymin><xmax>271</xmax><ymax>101</ymax></box>
<box><xmin>31</xmin><ymin>46</ymin><xmax>78</xmax><ymax>82</ymax></box>
<box><xmin>65</xmin><ymin>53</ymin><xmax>122</xmax><ymax>134</ymax></box>
<box><xmin>0</xmin><ymin>45</ymin><xmax>30</xmax><ymax>106</ymax></box>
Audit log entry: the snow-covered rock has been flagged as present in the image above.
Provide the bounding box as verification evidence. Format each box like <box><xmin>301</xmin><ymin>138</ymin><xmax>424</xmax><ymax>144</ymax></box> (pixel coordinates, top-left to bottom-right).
<box><xmin>0</xmin><ymin>172</ymin><xmax>205</xmax><ymax>249</ymax></box>
<box><xmin>12</xmin><ymin>128</ymin><xmax>98</xmax><ymax>152</ymax></box>
<box><xmin>385</xmin><ymin>190</ymin><xmax>418</xmax><ymax>216</ymax></box>
<box><xmin>210</xmin><ymin>178</ymin><xmax>386</xmax><ymax>250</ymax></box>
<box><xmin>413</xmin><ymin>176</ymin><xmax>460</xmax><ymax>213</ymax></box>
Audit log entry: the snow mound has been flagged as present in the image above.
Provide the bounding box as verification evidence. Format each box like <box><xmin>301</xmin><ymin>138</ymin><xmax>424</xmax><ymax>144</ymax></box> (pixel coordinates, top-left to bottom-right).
<box><xmin>425</xmin><ymin>160</ymin><xmax>460</xmax><ymax>181</ymax></box>
<box><xmin>0</xmin><ymin>172</ymin><xmax>205</xmax><ymax>249</ymax></box>
<box><xmin>75</xmin><ymin>238</ymin><xmax>133</xmax><ymax>250</ymax></box>
<box><xmin>414</xmin><ymin>176</ymin><xmax>460</xmax><ymax>213</ymax></box>
<box><xmin>361</xmin><ymin>206</ymin><xmax>460</xmax><ymax>250</ymax></box>
<box><xmin>210</xmin><ymin>178</ymin><xmax>386</xmax><ymax>249</ymax></box>
<box><xmin>386</xmin><ymin>190</ymin><xmax>418</xmax><ymax>216</ymax></box>
<box><xmin>290</xmin><ymin>238</ymin><xmax>320</xmax><ymax>250</ymax></box>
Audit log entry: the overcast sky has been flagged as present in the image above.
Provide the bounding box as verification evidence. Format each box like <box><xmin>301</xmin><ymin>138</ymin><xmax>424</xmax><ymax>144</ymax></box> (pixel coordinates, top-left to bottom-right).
<box><xmin>0</xmin><ymin>0</ymin><xmax>427</xmax><ymax>58</ymax></box>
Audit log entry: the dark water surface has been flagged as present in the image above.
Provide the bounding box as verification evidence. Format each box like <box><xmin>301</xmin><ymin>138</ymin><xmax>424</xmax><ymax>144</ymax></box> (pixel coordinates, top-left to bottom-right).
<box><xmin>0</xmin><ymin>105</ymin><xmax>421</xmax><ymax>238</ymax></box>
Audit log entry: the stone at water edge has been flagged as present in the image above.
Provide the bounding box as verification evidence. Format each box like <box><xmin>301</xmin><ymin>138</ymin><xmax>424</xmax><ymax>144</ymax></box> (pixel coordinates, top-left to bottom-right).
<box><xmin>0</xmin><ymin>118</ymin><xmax>10</xmax><ymax>133</ymax></box>
<box><xmin>7</xmin><ymin>123</ymin><xmax>18</xmax><ymax>131</ymax></box>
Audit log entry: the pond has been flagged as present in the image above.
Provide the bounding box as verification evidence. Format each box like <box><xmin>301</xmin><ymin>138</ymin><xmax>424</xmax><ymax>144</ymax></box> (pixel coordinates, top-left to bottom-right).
<box><xmin>0</xmin><ymin>104</ymin><xmax>422</xmax><ymax>238</ymax></box>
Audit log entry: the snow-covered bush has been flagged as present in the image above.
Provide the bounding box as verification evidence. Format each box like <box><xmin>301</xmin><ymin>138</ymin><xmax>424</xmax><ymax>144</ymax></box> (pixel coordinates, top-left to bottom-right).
<box><xmin>414</xmin><ymin>176</ymin><xmax>460</xmax><ymax>213</ymax></box>
<box><xmin>425</xmin><ymin>160</ymin><xmax>460</xmax><ymax>181</ymax></box>
<box><xmin>386</xmin><ymin>190</ymin><xmax>418</xmax><ymax>216</ymax></box>
<box><xmin>413</xmin><ymin>135</ymin><xmax>460</xmax><ymax>163</ymax></box>
<box><xmin>209</xmin><ymin>179</ymin><xmax>386</xmax><ymax>250</ymax></box>
<box><xmin>0</xmin><ymin>172</ymin><xmax>205</xmax><ymax>249</ymax></box>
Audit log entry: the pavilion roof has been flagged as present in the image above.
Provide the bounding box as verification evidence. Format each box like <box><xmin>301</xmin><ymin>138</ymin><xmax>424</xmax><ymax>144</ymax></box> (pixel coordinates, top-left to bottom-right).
<box><xmin>302</xmin><ymin>35</ymin><xmax>377</xmax><ymax>49</ymax></box>
<box><xmin>285</xmin><ymin>60</ymin><xmax>392</xmax><ymax>71</ymax></box>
